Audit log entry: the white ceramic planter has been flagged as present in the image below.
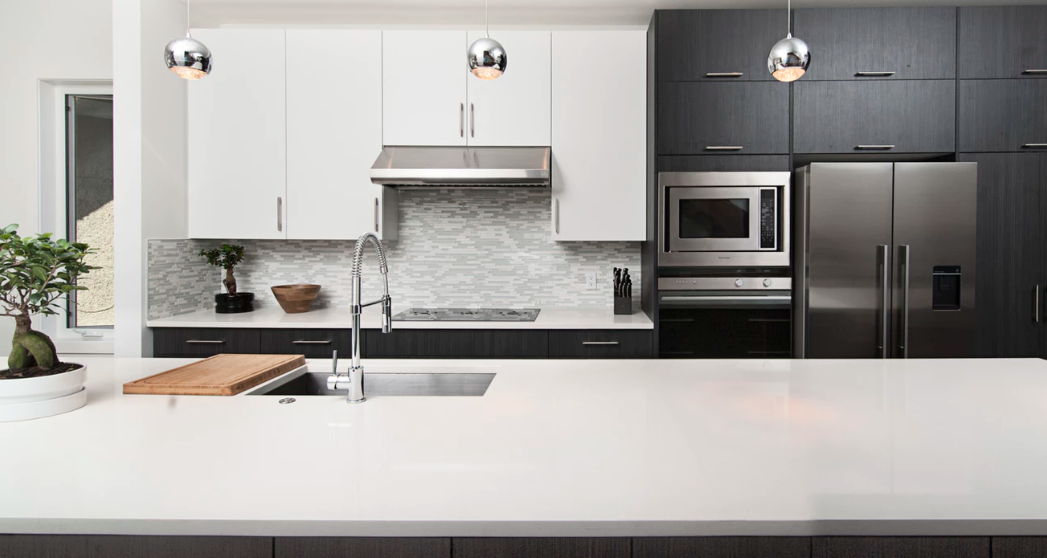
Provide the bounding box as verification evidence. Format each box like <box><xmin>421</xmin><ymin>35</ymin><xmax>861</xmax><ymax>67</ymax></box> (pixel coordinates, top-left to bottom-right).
<box><xmin>0</xmin><ymin>364</ymin><xmax>86</xmax><ymax>422</ymax></box>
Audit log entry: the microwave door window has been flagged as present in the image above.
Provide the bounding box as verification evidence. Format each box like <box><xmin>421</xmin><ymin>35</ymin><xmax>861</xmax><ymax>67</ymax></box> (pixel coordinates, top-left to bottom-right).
<box><xmin>678</xmin><ymin>199</ymin><xmax>750</xmax><ymax>239</ymax></box>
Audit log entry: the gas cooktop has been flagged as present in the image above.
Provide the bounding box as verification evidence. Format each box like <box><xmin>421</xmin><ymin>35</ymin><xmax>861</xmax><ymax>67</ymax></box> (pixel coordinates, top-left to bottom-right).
<box><xmin>392</xmin><ymin>308</ymin><xmax>541</xmax><ymax>322</ymax></box>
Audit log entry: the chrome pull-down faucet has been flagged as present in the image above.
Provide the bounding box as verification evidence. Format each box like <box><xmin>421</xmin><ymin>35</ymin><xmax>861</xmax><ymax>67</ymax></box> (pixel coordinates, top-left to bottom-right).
<box><xmin>327</xmin><ymin>232</ymin><xmax>392</xmax><ymax>403</ymax></box>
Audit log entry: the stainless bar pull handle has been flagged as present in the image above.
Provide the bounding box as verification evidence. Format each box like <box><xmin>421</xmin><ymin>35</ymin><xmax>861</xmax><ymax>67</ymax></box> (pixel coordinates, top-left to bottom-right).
<box><xmin>1022</xmin><ymin>143</ymin><xmax>1047</xmax><ymax>149</ymax></box>
<box><xmin>186</xmin><ymin>339</ymin><xmax>225</xmax><ymax>344</ymax></box>
<box><xmin>470</xmin><ymin>103</ymin><xmax>475</xmax><ymax>138</ymax></box>
<box><xmin>661</xmin><ymin>296</ymin><xmax>793</xmax><ymax>302</ymax></box>
<box><xmin>459</xmin><ymin>103</ymin><xmax>464</xmax><ymax>137</ymax></box>
<box><xmin>705</xmin><ymin>146</ymin><xmax>743</xmax><ymax>151</ymax></box>
<box><xmin>277</xmin><ymin>197</ymin><xmax>283</xmax><ymax>232</ymax></box>
<box><xmin>855</xmin><ymin>71</ymin><xmax>896</xmax><ymax>77</ymax></box>
<box><xmin>1035</xmin><ymin>285</ymin><xmax>1042</xmax><ymax>324</ymax></box>
<box><xmin>553</xmin><ymin>198</ymin><xmax>560</xmax><ymax>234</ymax></box>
<box><xmin>856</xmin><ymin>145</ymin><xmax>895</xmax><ymax>150</ymax></box>
<box><xmin>900</xmin><ymin>245</ymin><xmax>911</xmax><ymax>358</ymax></box>
<box><xmin>292</xmin><ymin>340</ymin><xmax>333</xmax><ymax>345</ymax></box>
<box><xmin>582</xmin><ymin>341</ymin><xmax>620</xmax><ymax>346</ymax></box>
<box><xmin>878</xmin><ymin>245</ymin><xmax>889</xmax><ymax>359</ymax></box>
<box><xmin>705</xmin><ymin>72</ymin><xmax>743</xmax><ymax>78</ymax></box>
<box><xmin>374</xmin><ymin>198</ymin><xmax>379</xmax><ymax>232</ymax></box>
<box><xmin>1022</xmin><ymin>69</ymin><xmax>1047</xmax><ymax>75</ymax></box>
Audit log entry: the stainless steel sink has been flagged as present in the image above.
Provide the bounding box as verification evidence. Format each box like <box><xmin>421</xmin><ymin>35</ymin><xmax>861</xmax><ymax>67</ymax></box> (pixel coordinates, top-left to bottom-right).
<box><xmin>249</xmin><ymin>372</ymin><xmax>496</xmax><ymax>397</ymax></box>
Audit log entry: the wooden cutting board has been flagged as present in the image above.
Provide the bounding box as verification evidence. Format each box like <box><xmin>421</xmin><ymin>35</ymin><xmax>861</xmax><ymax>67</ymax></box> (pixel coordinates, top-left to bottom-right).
<box><xmin>123</xmin><ymin>354</ymin><xmax>306</xmax><ymax>396</ymax></box>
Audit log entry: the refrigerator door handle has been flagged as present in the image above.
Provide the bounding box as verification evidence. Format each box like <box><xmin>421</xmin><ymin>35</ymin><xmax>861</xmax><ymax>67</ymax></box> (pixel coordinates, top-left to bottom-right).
<box><xmin>878</xmin><ymin>245</ymin><xmax>889</xmax><ymax>358</ymax></box>
<box><xmin>900</xmin><ymin>244</ymin><xmax>911</xmax><ymax>358</ymax></box>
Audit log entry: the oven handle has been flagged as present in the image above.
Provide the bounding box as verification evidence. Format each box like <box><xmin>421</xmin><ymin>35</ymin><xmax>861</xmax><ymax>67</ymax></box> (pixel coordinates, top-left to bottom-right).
<box><xmin>660</xmin><ymin>295</ymin><xmax>792</xmax><ymax>308</ymax></box>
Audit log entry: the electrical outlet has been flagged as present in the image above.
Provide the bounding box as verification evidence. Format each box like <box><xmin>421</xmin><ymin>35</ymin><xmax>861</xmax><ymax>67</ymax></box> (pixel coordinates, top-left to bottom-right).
<box><xmin>586</xmin><ymin>272</ymin><xmax>597</xmax><ymax>290</ymax></box>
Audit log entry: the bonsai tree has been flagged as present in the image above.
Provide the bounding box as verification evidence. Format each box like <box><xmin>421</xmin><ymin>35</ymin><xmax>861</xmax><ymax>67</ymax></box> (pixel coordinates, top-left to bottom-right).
<box><xmin>199</xmin><ymin>244</ymin><xmax>245</xmax><ymax>295</ymax></box>
<box><xmin>1</xmin><ymin>224</ymin><xmax>94</xmax><ymax>372</ymax></box>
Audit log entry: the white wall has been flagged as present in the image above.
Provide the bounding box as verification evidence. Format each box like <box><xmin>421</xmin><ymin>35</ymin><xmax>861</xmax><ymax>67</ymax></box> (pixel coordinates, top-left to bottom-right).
<box><xmin>0</xmin><ymin>0</ymin><xmax>113</xmax><ymax>355</ymax></box>
<box><xmin>113</xmin><ymin>0</ymin><xmax>189</xmax><ymax>357</ymax></box>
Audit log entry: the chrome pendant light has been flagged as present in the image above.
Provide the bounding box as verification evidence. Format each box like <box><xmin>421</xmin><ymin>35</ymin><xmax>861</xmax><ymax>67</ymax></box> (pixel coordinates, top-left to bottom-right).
<box><xmin>767</xmin><ymin>0</ymin><xmax>810</xmax><ymax>82</ymax></box>
<box><xmin>164</xmin><ymin>0</ymin><xmax>212</xmax><ymax>80</ymax></box>
<box><xmin>467</xmin><ymin>0</ymin><xmax>507</xmax><ymax>80</ymax></box>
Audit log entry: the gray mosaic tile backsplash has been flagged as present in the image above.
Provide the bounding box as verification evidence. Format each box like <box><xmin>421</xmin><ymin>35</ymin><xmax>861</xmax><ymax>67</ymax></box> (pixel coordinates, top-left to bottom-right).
<box><xmin>148</xmin><ymin>188</ymin><xmax>640</xmax><ymax>319</ymax></box>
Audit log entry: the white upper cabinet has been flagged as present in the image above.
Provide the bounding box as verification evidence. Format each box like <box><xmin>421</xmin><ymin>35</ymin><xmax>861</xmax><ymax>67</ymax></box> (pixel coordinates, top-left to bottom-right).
<box><xmin>466</xmin><ymin>31</ymin><xmax>551</xmax><ymax>146</ymax></box>
<box><xmin>551</xmin><ymin>31</ymin><xmax>646</xmax><ymax>241</ymax></box>
<box><xmin>286</xmin><ymin>30</ymin><xmax>395</xmax><ymax>240</ymax></box>
<box><xmin>383</xmin><ymin>31</ymin><xmax>468</xmax><ymax>146</ymax></box>
<box><xmin>188</xmin><ymin>29</ymin><xmax>287</xmax><ymax>239</ymax></box>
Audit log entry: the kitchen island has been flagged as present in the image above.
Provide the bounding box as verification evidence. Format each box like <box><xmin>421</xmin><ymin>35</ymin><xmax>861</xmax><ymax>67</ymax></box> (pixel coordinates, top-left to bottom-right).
<box><xmin>3</xmin><ymin>357</ymin><xmax>1047</xmax><ymax>547</ymax></box>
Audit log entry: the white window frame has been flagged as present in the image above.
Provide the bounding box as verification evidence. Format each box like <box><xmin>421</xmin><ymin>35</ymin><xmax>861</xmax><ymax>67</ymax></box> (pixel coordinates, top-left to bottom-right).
<box><xmin>38</xmin><ymin>82</ymin><xmax>115</xmax><ymax>354</ymax></box>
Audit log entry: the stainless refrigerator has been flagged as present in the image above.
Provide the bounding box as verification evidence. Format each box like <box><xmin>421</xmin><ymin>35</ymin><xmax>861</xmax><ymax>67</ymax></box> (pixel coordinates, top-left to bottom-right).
<box><xmin>793</xmin><ymin>163</ymin><xmax>977</xmax><ymax>359</ymax></box>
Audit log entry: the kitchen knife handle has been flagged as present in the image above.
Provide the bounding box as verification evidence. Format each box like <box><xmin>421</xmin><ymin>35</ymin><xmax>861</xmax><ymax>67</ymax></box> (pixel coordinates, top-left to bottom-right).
<box><xmin>878</xmin><ymin>245</ymin><xmax>889</xmax><ymax>359</ymax></box>
<box><xmin>460</xmin><ymin>103</ymin><xmax>464</xmax><ymax>137</ymax></box>
<box><xmin>185</xmin><ymin>339</ymin><xmax>225</xmax><ymax>344</ymax></box>
<box><xmin>277</xmin><ymin>197</ymin><xmax>283</xmax><ymax>232</ymax></box>
<box><xmin>1035</xmin><ymin>285</ymin><xmax>1042</xmax><ymax>324</ymax></box>
<box><xmin>705</xmin><ymin>72</ymin><xmax>743</xmax><ymax>78</ymax></box>
<box><xmin>900</xmin><ymin>245</ymin><xmax>910</xmax><ymax>359</ymax></box>
<box><xmin>855</xmin><ymin>71</ymin><xmax>896</xmax><ymax>77</ymax></box>
<box><xmin>582</xmin><ymin>341</ymin><xmax>620</xmax><ymax>346</ymax></box>
<box><xmin>292</xmin><ymin>340</ymin><xmax>332</xmax><ymax>345</ymax></box>
<box><xmin>374</xmin><ymin>197</ymin><xmax>379</xmax><ymax>232</ymax></box>
<box><xmin>470</xmin><ymin>103</ymin><xmax>475</xmax><ymax>138</ymax></box>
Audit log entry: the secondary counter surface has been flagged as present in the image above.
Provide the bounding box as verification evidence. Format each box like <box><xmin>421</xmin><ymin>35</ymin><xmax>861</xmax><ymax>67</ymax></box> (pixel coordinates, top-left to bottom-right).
<box><xmin>146</xmin><ymin>306</ymin><xmax>654</xmax><ymax>330</ymax></box>
<box><xmin>3</xmin><ymin>356</ymin><xmax>1047</xmax><ymax>537</ymax></box>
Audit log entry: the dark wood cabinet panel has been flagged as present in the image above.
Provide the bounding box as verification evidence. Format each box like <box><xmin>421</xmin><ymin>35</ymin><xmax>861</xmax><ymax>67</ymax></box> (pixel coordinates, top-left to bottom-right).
<box><xmin>634</xmin><ymin>537</ymin><xmax>810</xmax><ymax>558</ymax></box>
<box><xmin>660</xmin><ymin>308</ymin><xmax>791</xmax><ymax>358</ymax></box>
<box><xmin>793</xmin><ymin>80</ymin><xmax>955</xmax><ymax>153</ymax></box>
<box><xmin>993</xmin><ymin>537</ymin><xmax>1047</xmax><ymax>558</ymax></box>
<box><xmin>259</xmin><ymin>328</ymin><xmax>352</xmax><ymax>358</ymax></box>
<box><xmin>152</xmin><ymin>328</ymin><xmax>260</xmax><ymax>357</ymax></box>
<box><xmin>275</xmin><ymin>537</ymin><xmax>449</xmax><ymax>558</ymax></box>
<box><xmin>958</xmin><ymin>6</ymin><xmax>1047</xmax><ymax>79</ymax></box>
<box><xmin>959</xmin><ymin>80</ymin><xmax>1047</xmax><ymax>153</ymax></box>
<box><xmin>658</xmin><ymin>82</ymin><xmax>789</xmax><ymax>155</ymax></box>
<box><xmin>548</xmin><ymin>330</ymin><xmax>653</xmax><ymax>358</ymax></box>
<box><xmin>657</xmin><ymin>9</ymin><xmax>786</xmax><ymax>82</ymax></box>
<box><xmin>365</xmin><ymin>329</ymin><xmax>549</xmax><ymax>358</ymax></box>
<box><xmin>657</xmin><ymin>155</ymin><xmax>790</xmax><ymax>172</ymax></box>
<box><xmin>958</xmin><ymin>154</ymin><xmax>1043</xmax><ymax>358</ymax></box>
<box><xmin>453</xmin><ymin>538</ymin><xmax>629</xmax><ymax>558</ymax></box>
<box><xmin>812</xmin><ymin>537</ymin><xmax>990</xmax><ymax>558</ymax></box>
<box><xmin>793</xmin><ymin>7</ymin><xmax>956</xmax><ymax>81</ymax></box>
<box><xmin>0</xmin><ymin>535</ymin><xmax>271</xmax><ymax>558</ymax></box>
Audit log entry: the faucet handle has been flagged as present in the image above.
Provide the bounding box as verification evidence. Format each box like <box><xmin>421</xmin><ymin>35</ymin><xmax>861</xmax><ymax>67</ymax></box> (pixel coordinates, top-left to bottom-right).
<box><xmin>382</xmin><ymin>296</ymin><xmax>393</xmax><ymax>334</ymax></box>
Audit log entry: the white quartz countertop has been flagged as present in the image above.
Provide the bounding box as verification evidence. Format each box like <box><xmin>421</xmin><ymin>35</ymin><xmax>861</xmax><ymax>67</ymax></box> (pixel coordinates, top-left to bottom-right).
<box><xmin>4</xmin><ymin>356</ymin><xmax>1047</xmax><ymax>537</ymax></box>
<box><xmin>146</xmin><ymin>306</ymin><xmax>654</xmax><ymax>330</ymax></box>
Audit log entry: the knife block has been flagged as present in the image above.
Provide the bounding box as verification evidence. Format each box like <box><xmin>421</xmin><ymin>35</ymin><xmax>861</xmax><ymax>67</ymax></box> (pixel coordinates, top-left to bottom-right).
<box><xmin>614</xmin><ymin>296</ymin><xmax>633</xmax><ymax>315</ymax></box>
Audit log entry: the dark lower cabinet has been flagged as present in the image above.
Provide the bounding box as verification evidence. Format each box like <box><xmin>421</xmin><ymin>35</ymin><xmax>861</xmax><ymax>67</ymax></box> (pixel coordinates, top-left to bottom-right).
<box><xmin>811</xmin><ymin>537</ymin><xmax>990</xmax><ymax>558</ymax></box>
<box><xmin>993</xmin><ymin>537</ymin><xmax>1047</xmax><ymax>558</ymax></box>
<box><xmin>275</xmin><ymin>537</ymin><xmax>449</xmax><ymax>558</ymax></box>
<box><xmin>548</xmin><ymin>330</ymin><xmax>653</xmax><ymax>358</ymax></box>
<box><xmin>453</xmin><ymin>538</ymin><xmax>629</xmax><ymax>558</ymax></box>
<box><xmin>152</xmin><ymin>328</ymin><xmax>260</xmax><ymax>358</ymax></box>
<box><xmin>634</xmin><ymin>537</ymin><xmax>810</xmax><ymax>558</ymax></box>
<box><xmin>259</xmin><ymin>328</ymin><xmax>352</xmax><ymax>358</ymax></box>
<box><xmin>958</xmin><ymin>80</ymin><xmax>1047</xmax><ymax>153</ymax></box>
<box><xmin>365</xmin><ymin>330</ymin><xmax>550</xmax><ymax>359</ymax></box>
<box><xmin>0</xmin><ymin>535</ymin><xmax>271</xmax><ymax>558</ymax></box>
<box><xmin>660</xmin><ymin>308</ymin><xmax>791</xmax><ymax>358</ymax></box>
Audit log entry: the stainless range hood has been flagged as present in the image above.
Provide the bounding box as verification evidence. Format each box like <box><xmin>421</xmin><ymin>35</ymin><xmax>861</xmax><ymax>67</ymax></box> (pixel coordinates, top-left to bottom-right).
<box><xmin>370</xmin><ymin>146</ymin><xmax>550</xmax><ymax>187</ymax></box>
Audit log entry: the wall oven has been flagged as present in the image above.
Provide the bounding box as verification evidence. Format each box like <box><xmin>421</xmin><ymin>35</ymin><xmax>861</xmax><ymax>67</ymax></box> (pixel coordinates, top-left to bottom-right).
<box><xmin>659</xmin><ymin>172</ymin><xmax>790</xmax><ymax>267</ymax></box>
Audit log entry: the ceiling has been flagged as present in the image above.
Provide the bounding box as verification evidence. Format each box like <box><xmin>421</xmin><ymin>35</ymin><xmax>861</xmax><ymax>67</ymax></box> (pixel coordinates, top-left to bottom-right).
<box><xmin>191</xmin><ymin>0</ymin><xmax>1036</xmax><ymax>27</ymax></box>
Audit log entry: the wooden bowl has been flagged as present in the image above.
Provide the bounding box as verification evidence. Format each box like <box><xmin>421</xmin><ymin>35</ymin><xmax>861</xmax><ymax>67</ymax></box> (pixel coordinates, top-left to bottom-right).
<box><xmin>271</xmin><ymin>284</ymin><xmax>321</xmax><ymax>314</ymax></box>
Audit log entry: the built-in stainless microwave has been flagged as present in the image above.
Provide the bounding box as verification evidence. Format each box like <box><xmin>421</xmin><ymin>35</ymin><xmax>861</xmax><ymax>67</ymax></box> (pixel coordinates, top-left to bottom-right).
<box><xmin>659</xmin><ymin>172</ymin><xmax>790</xmax><ymax>267</ymax></box>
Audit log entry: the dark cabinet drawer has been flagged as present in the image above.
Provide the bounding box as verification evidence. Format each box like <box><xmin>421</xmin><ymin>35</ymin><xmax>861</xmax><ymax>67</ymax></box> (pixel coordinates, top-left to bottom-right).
<box><xmin>959</xmin><ymin>80</ymin><xmax>1047</xmax><ymax>153</ymax></box>
<box><xmin>657</xmin><ymin>9</ymin><xmax>785</xmax><ymax>82</ymax></box>
<box><xmin>0</xmin><ymin>535</ymin><xmax>273</xmax><ymax>558</ymax></box>
<box><xmin>259</xmin><ymin>329</ymin><xmax>351</xmax><ymax>358</ymax></box>
<box><xmin>793</xmin><ymin>80</ymin><xmax>955</xmax><ymax>154</ymax></box>
<box><xmin>959</xmin><ymin>6</ymin><xmax>1047</xmax><ymax>79</ymax></box>
<box><xmin>658</xmin><ymin>81</ymin><xmax>789</xmax><ymax>155</ymax></box>
<box><xmin>993</xmin><ymin>538</ymin><xmax>1047</xmax><ymax>558</ymax></box>
<box><xmin>793</xmin><ymin>7</ymin><xmax>956</xmax><ymax>81</ymax></box>
<box><xmin>365</xmin><ymin>330</ymin><xmax>549</xmax><ymax>358</ymax></box>
<box><xmin>454</xmin><ymin>538</ymin><xmax>630</xmax><ymax>558</ymax></box>
<box><xmin>276</xmin><ymin>537</ymin><xmax>450</xmax><ymax>558</ymax></box>
<box><xmin>548</xmin><ymin>330</ymin><xmax>653</xmax><ymax>358</ymax></box>
<box><xmin>660</xmin><ymin>308</ymin><xmax>790</xmax><ymax>358</ymax></box>
<box><xmin>812</xmin><ymin>537</ymin><xmax>989</xmax><ymax>558</ymax></box>
<box><xmin>635</xmin><ymin>537</ymin><xmax>810</xmax><ymax>558</ymax></box>
<box><xmin>152</xmin><ymin>328</ymin><xmax>260</xmax><ymax>357</ymax></box>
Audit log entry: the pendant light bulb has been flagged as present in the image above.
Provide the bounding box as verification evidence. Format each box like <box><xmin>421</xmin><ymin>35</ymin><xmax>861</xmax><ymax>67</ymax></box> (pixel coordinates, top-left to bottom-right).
<box><xmin>767</xmin><ymin>0</ymin><xmax>810</xmax><ymax>82</ymax></box>
<box><xmin>165</xmin><ymin>0</ymin><xmax>212</xmax><ymax>80</ymax></box>
<box><xmin>468</xmin><ymin>0</ymin><xmax>507</xmax><ymax>80</ymax></box>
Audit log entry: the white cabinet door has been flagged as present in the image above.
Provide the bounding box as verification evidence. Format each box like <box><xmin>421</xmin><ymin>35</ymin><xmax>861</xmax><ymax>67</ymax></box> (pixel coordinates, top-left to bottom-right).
<box><xmin>286</xmin><ymin>30</ymin><xmax>395</xmax><ymax>241</ymax></box>
<box><xmin>466</xmin><ymin>31</ymin><xmax>551</xmax><ymax>146</ymax></box>
<box><xmin>551</xmin><ymin>31</ymin><xmax>646</xmax><ymax>241</ymax></box>
<box><xmin>188</xmin><ymin>29</ymin><xmax>287</xmax><ymax>239</ymax></box>
<box><xmin>383</xmin><ymin>31</ymin><xmax>467</xmax><ymax>146</ymax></box>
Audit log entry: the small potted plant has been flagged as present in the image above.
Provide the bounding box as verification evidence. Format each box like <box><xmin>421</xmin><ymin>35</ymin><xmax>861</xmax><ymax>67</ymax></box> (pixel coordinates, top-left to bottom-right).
<box><xmin>199</xmin><ymin>244</ymin><xmax>253</xmax><ymax>313</ymax></box>
<box><xmin>1</xmin><ymin>224</ymin><xmax>95</xmax><ymax>422</ymax></box>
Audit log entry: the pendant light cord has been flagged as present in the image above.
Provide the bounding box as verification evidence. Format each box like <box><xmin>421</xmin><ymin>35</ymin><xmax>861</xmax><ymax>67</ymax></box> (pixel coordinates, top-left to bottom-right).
<box><xmin>485</xmin><ymin>0</ymin><xmax>490</xmax><ymax>38</ymax></box>
<box><xmin>186</xmin><ymin>0</ymin><xmax>192</xmax><ymax>38</ymax></box>
<box><xmin>786</xmin><ymin>0</ymin><xmax>792</xmax><ymax>37</ymax></box>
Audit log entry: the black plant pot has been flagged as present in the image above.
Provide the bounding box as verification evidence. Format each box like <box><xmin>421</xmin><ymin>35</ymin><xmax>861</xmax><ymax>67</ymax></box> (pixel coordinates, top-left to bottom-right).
<box><xmin>215</xmin><ymin>293</ymin><xmax>254</xmax><ymax>314</ymax></box>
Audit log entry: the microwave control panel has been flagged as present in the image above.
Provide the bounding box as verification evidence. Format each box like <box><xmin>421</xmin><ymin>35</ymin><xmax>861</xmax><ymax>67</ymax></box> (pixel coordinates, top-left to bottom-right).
<box><xmin>759</xmin><ymin>188</ymin><xmax>777</xmax><ymax>250</ymax></box>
